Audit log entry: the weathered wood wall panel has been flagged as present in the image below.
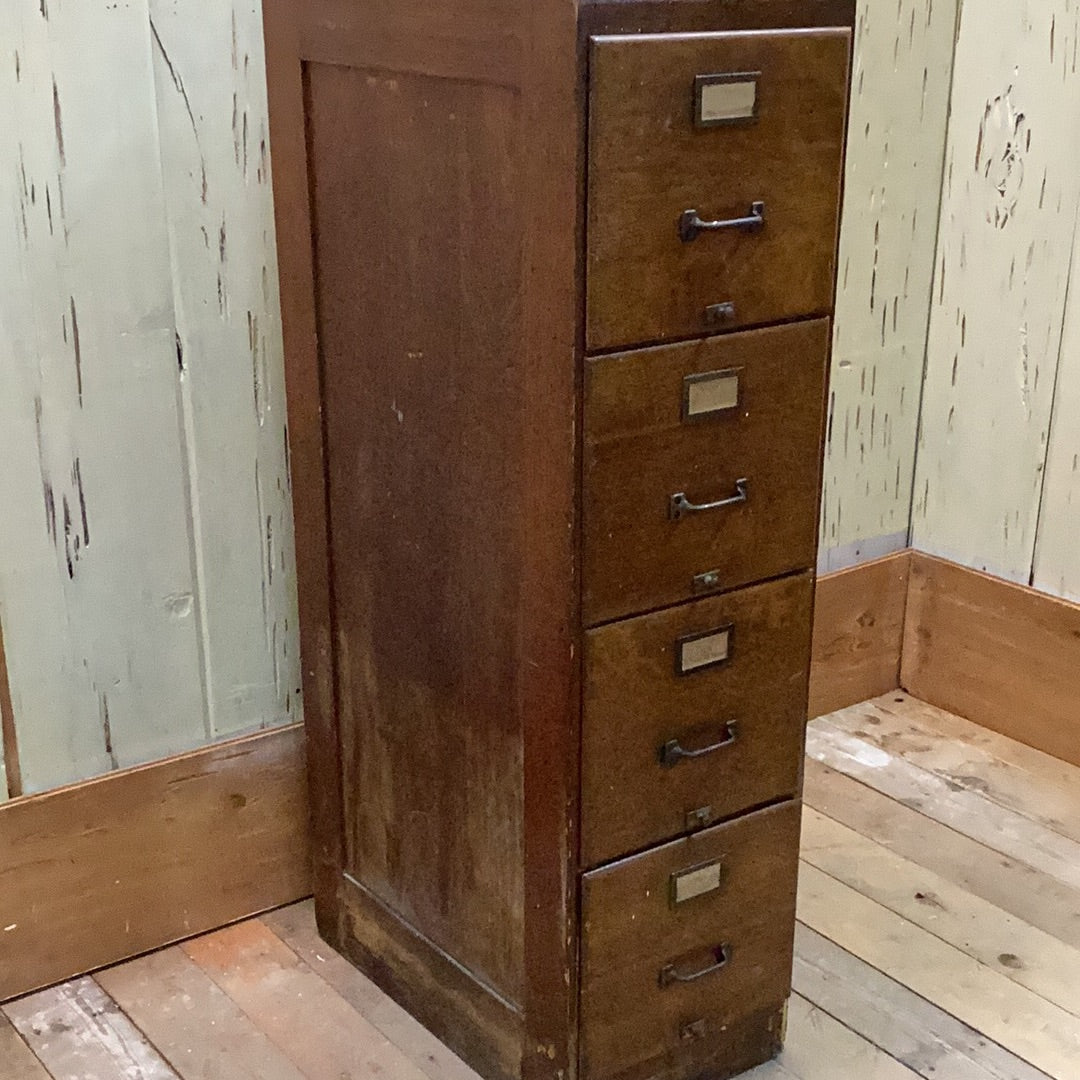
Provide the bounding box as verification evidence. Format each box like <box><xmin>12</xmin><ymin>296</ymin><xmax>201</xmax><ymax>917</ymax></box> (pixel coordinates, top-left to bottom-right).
<box><xmin>0</xmin><ymin>0</ymin><xmax>208</xmax><ymax>792</ymax></box>
<box><xmin>820</xmin><ymin>0</ymin><xmax>959</xmax><ymax>572</ymax></box>
<box><xmin>0</xmin><ymin>0</ymin><xmax>298</xmax><ymax>794</ymax></box>
<box><xmin>149</xmin><ymin>0</ymin><xmax>300</xmax><ymax>737</ymax></box>
<box><xmin>1033</xmin><ymin>221</ymin><xmax>1080</xmax><ymax>603</ymax></box>
<box><xmin>911</xmin><ymin>0</ymin><xmax>1080</xmax><ymax>583</ymax></box>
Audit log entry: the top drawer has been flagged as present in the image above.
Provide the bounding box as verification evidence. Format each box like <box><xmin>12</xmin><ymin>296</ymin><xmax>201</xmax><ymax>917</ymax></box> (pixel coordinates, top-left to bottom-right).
<box><xmin>586</xmin><ymin>29</ymin><xmax>850</xmax><ymax>352</ymax></box>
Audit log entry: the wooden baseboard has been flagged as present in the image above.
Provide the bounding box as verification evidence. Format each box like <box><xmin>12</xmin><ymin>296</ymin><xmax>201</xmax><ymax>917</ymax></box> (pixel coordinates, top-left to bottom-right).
<box><xmin>0</xmin><ymin>724</ymin><xmax>311</xmax><ymax>1003</ymax></box>
<box><xmin>902</xmin><ymin>552</ymin><xmax>1080</xmax><ymax>768</ymax></box>
<box><xmin>809</xmin><ymin>551</ymin><xmax>911</xmax><ymax>719</ymax></box>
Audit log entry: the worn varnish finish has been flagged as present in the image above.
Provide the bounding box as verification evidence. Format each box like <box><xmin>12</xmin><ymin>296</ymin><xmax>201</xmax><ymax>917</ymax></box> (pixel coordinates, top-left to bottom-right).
<box><xmin>269</xmin><ymin>2</ymin><xmax>851</xmax><ymax>1078</ymax></box>
<box><xmin>264</xmin><ymin>0</ymin><xmax>579</xmax><ymax>1074</ymax></box>
<box><xmin>586</xmin><ymin>32</ymin><xmax>848</xmax><ymax>351</ymax></box>
<box><xmin>0</xmin><ymin>0</ymin><xmax>298</xmax><ymax>794</ymax></box>
<box><xmin>582</xmin><ymin>574</ymin><xmax>813</xmax><ymax>867</ymax></box>
<box><xmin>912</xmin><ymin>0</ymin><xmax>1080</xmax><ymax>583</ymax></box>
<box><xmin>583</xmin><ymin>322</ymin><xmax>830</xmax><ymax>624</ymax></box>
<box><xmin>580</xmin><ymin>803</ymin><xmax>801</xmax><ymax>1080</ymax></box>
<box><xmin>819</xmin><ymin>0</ymin><xmax>959</xmax><ymax>573</ymax></box>
<box><xmin>311</xmin><ymin>62</ymin><xmax>525</xmax><ymax>1006</ymax></box>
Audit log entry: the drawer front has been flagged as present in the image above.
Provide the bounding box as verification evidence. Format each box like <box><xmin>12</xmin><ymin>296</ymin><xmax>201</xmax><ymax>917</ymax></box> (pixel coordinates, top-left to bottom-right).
<box><xmin>582</xmin><ymin>573</ymin><xmax>812</xmax><ymax>868</ymax></box>
<box><xmin>580</xmin><ymin>802</ymin><xmax>801</xmax><ymax>1080</ymax></box>
<box><xmin>583</xmin><ymin>320</ymin><xmax>828</xmax><ymax>626</ymax></box>
<box><xmin>586</xmin><ymin>30</ymin><xmax>849</xmax><ymax>351</ymax></box>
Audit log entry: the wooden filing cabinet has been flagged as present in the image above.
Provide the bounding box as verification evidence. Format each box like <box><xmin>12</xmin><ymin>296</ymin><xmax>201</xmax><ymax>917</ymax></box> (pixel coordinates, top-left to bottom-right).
<box><xmin>264</xmin><ymin>2</ymin><xmax>852</xmax><ymax>1080</ymax></box>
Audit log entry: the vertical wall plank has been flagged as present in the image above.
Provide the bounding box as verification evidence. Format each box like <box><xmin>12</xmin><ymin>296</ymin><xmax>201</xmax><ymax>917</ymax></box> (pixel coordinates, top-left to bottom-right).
<box><xmin>0</xmin><ymin>615</ymin><xmax>19</xmax><ymax>799</ymax></box>
<box><xmin>1033</xmin><ymin>222</ymin><xmax>1080</xmax><ymax>602</ymax></box>
<box><xmin>0</xmin><ymin>0</ymin><xmax>209</xmax><ymax>792</ymax></box>
<box><xmin>912</xmin><ymin>0</ymin><xmax>1080</xmax><ymax>582</ymax></box>
<box><xmin>0</xmin><ymin>0</ymin><xmax>299</xmax><ymax>795</ymax></box>
<box><xmin>148</xmin><ymin>0</ymin><xmax>300</xmax><ymax>736</ymax></box>
<box><xmin>820</xmin><ymin>0</ymin><xmax>959</xmax><ymax>572</ymax></box>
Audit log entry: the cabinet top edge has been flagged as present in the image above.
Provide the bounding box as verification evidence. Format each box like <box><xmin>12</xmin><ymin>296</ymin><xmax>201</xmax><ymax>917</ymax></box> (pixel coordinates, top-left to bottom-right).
<box><xmin>579</xmin><ymin>0</ymin><xmax>857</xmax><ymax>37</ymax></box>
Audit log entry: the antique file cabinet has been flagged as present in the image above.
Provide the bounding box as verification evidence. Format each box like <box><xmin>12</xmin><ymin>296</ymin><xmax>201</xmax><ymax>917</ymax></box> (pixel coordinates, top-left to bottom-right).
<box><xmin>265</xmin><ymin>2</ymin><xmax>852</xmax><ymax>1079</ymax></box>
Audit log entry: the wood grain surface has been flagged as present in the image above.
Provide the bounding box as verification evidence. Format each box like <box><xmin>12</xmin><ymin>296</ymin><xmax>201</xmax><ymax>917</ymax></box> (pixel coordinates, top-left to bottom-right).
<box><xmin>582</xmin><ymin>574</ymin><xmax>812</xmax><ymax>866</ymax></box>
<box><xmin>586</xmin><ymin>30</ymin><xmax>849</xmax><ymax>350</ymax></box>
<box><xmin>902</xmin><ymin>553</ymin><xmax>1080</xmax><ymax>767</ymax></box>
<box><xmin>809</xmin><ymin>551</ymin><xmax>909</xmax><ymax>718</ymax></box>
<box><xmin>0</xmin><ymin>724</ymin><xmax>309</xmax><ymax>1002</ymax></box>
<box><xmin>580</xmin><ymin>803</ymin><xmax>801</xmax><ymax>1080</ymax></box>
<box><xmin>583</xmin><ymin>322</ymin><xmax>830</xmax><ymax>624</ymax></box>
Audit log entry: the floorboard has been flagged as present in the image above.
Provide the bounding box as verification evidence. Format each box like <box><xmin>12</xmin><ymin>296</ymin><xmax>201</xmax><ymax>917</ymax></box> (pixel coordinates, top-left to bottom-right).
<box><xmin>2</xmin><ymin>978</ymin><xmax>179</xmax><ymax>1080</ymax></box>
<box><xmin>829</xmin><ymin>695</ymin><xmax>1080</xmax><ymax>843</ymax></box>
<box><xmin>95</xmin><ymin>947</ymin><xmax>307</xmax><ymax>1080</ymax></box>
<box><xmin>6</xmin><ymin>694</ymin><xmax>1080</xmax><ymax>1080</ymax></box>
<box><xmin>798</xmin><ymin>864</ymin><xmax>1080</xmax><ymax>1078</ymax></box>
<box><xmin>807</xmin><ymin>716</ymin><xmax>1080</xmax><ymax>892</ymax></box>
<box><xmin>182</xmin><ymin>919</ymin><xmax>432</xmax><ymax>1080</ymax></box>
<box><xmin>802</xmin><ymin>807</ymin><xmax>1080</xmax><ymax>1016</ymax></box>
<box><xmin>262</xmin><ymin>900</ymin><xmax>480</xmax><ymax>1080</ymax></box>
<box><xmin>803</xmin><ymin>756</ymin><xmax>1080</xmax><ymax>950</ymax></box>
<box><xmin>0</xmin><ymin>1014</ymin><xmax>50</xmax><ymax>1080</ymax></box>
<box><xmin>794</xmin><ymin>924</ymin><xmax>1054</xmax><ymax>1080</ymax></box>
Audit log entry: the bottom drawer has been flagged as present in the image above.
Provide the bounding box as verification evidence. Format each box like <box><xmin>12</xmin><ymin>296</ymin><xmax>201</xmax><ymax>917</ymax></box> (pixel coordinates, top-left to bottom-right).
<box><xmin>580</xmin><ymin>801</ymin><xmax>801</xmax><ymax>1080</ymax></box>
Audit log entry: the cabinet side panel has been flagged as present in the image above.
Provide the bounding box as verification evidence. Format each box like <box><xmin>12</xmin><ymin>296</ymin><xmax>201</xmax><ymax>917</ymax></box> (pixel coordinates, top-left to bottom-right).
<box><xmin>307</xmin><ymin>62</ymin><xmax>525</xmax><ymax>1005</ymax></box>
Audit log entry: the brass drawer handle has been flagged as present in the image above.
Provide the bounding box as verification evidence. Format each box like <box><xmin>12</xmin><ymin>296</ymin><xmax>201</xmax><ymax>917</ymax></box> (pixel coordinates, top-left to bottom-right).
<box><xmin>679</xmin><ymin>202</ymin><xmax>765</xmax><ymax>242</ymax></box>
<box><xmin>659</xmin><ymin>722</ymin><xmax>738</xmax><ymax>768</ymax></box>
<box><xmin>670</xmin><ymin>479</ymin><xmax>748</xmax><ymax>520</ymax></box>
<box><xmin>659</xmin><ymin>945</ymin><xmax>731</xmax><ymax>988</ymax></box>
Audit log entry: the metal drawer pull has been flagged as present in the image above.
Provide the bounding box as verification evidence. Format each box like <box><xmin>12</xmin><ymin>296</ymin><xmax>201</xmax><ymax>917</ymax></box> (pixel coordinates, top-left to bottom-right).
<box><xmin>670</xmin><ymin>479</ymin><xmax>749</xmax><ymax>520</ymax></box>
<box><xmin>659</xmin><ymin>722</ymin><xmax>738</xmax><ymax>768</ymax></box>
<box><xmin>659</xmin><ymin>945</ymin><xmax>731</xmax><ymax>988</ymax></box>
<box><xmin>679</xmin><ymin>202</ymin><xmax>765</xmax><ymax>242</ymax></box>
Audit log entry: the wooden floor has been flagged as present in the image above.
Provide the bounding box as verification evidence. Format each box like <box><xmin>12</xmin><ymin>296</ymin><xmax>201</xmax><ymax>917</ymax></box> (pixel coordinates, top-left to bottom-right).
<box><xmin>4</xmin><ymin>693</ymin><xmax>1080</xmax><ymax>1080</ymax></box>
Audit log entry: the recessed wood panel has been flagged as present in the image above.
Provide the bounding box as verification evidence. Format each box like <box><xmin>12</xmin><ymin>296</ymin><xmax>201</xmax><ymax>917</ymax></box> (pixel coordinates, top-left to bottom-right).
<box><xmin>307</xmin><ymin>62</ymin><xmax>525</xmax><ymax>1004</ymax></box>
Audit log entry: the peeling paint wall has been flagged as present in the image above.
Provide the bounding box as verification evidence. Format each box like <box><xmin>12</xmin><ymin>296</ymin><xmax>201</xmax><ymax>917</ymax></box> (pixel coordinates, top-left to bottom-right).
<box><xmin>0</xmin><ymin>0</ymin><xmax>299</xmax><ymax>796</ymax></box>
<box><xmin>1033</xmin><ymin>219</ymin><xmax>1080</xmax><ymax>603</ymax></box>
<box><xmin>912</xmin><ymin>0</ymin><xmax>1080</xmax><ymax>583</ymax></box>
<box><xmin>820</xmin><ymin>0</ymin><xmax>960</xmax><ymax>572</ymax></box>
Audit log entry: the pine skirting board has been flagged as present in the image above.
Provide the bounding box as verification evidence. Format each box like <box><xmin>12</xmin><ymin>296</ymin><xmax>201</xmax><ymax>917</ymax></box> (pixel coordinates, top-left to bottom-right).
<box><xmin>809</xmin><ymin>550</ymin><xmax>911</xmax><ymax>719</ymax></box>
<box><xmin>812</xmin><ymin>548</ymin><xmax>1080</xmax><ymax>770</ymax></box>
<box><xmin>3</xmin><ymin>549</ymin><xmax>1079</xmax><ymax>1004</ymax></box>
<box><xmin>0</xmin><ymin>724</ymin><xmax>310</xmax><ymax>1003</ymax></box>
<box><xmin>902</xmin><ymin>554</ymin><xmax>1080</xmax><ymax>770</ymax></box>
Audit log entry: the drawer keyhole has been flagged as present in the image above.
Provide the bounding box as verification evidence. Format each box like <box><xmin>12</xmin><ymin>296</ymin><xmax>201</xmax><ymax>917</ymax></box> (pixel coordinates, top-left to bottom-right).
<box><xmin>680</xmin><ymin>1018</ymin><xmax>708</xmax><ymax>1043</ymax></box>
